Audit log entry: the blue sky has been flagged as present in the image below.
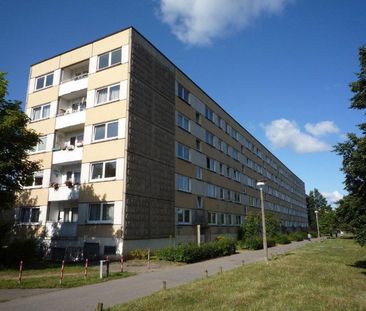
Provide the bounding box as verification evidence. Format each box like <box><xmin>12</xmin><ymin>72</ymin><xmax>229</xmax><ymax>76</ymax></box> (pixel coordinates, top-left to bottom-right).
<box><xmin>1</xmin><ymin>0</ymin><xmax>365</xmax><ymax>204</ymax></box>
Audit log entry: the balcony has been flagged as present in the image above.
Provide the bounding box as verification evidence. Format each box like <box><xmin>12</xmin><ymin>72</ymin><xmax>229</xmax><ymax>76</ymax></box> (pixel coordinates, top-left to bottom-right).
<box><xmin>59</xmin><ymin>60</ymin><xmax>89</xmax><ymax>96</ymax></box>
<box><xmin>49</xmin><ymin>185</ymin><xmax>80</xmax><ymax>201</ymax></box>
<box><xmin>55</xmin><ymin>110</ymin><xmax>86</xmax><ymax>130</ymax></box>
<box><xmin>46</xmin><ymin>222</ymin><xmax>77</xmax><ymax>238</ymax></box>
<box><xmin>53</xmin><ymin>127</ymin><xmax>84</xmax><ymax>164</ymax></box>
<box><xmin>52</xmin><ymin>147</ymin><xmax>83</xmax><ymax>164</ymax></box>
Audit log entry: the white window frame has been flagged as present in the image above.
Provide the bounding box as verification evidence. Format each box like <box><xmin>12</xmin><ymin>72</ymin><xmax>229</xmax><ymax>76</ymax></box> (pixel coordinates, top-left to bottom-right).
<box><xmin>95</xmin><ymin>83</ymin><xmax>120</xmax><ymax>105</ymax></box>
<box><xmin>176</xmin><ymin>83</ymin><xmax>190</xmax><ymax>102</ymax></box>
<box><xmin>208</xmin><ymin>212</ymin><xmax>217</xmax><ymax>225</ymax></box>
<box><xmin>88</xmin><ymin>202</ymin><xmax>114</xmax><ymax>224</ymax></box>
<box><xmin>195</xmin><ymin>166</ymin><xmax>202</xmax><ymax>179</ymax></box>
<box><xmin>19</xmin><ymin>207</ymin><xmax>40</xmax><ymax>224</ymax></box>
<box><xmin>177</xmin><ymin>208</ymin><xmax>191</xmax><ymax>224</ymax></box>
<box><xmin>207</xmin><ymin>184</ymin><xmax>216</xmax><ymax>198</ymax></box>
<box><xmin>31</xmin><ymin>103</ymin><xmax>51</xmax><ymax>122</ymax></box>
<box><xmin>196</xmin><ymin>196</ymin><xmax>203</xmax><ymax>209</ymax></box>
<box><xmin>176</xmin><ymin>175</ymin><xmax>191</xmax><ymax>192</ymax></box>
<box><xmin>177</xmin><ymin>143</ymin><xmax>190</xmax><ymax>161</ymax></box>
<box><xmin>90</xmin><ymin>160</ymin><xmax>117</xmax><ymax>181</ymax></box>
<box><xmin>97</xmin><ymin>48</ymin><xmax>122</xmax><ymax>71</ymax></box>
<box><xmin>31</xmin><ymin>136</ymin><xmax>47</xmax><ymax>153</ymax></box>
<box><xmin>93</xmin><ymin>120</ymin><xmax>119</xmax><ymax>142</ymax></box>
<box><xmin>177</xmin><ymin>113</ymin><xmax>190</xmax><ymax>132</ymax></box>
<box><xmin>35</xmin><ymin>72</ymin><xmax>54</xmax><ymax>91</ymax></box>
<box><xmin>24</xmin><ymin>171</ymin><xmax>43</xmax><ymax>189</ymax></box>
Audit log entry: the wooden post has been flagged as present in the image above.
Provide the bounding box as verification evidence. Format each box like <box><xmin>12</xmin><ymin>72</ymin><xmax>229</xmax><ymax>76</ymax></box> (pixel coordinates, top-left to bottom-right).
<box><xmin>162</xmin><ymin>280</ymin><xmax>167</xmax><ymax>290</ymax></box>
<box><xmin>84</xmin><ymin>258</ymin><xmax>88</xmax><ymax>279</ymax></box>
<box><xmin>120</xmin><ymin>256</ymin><xmax>124</xmax><ymax>273</ymax></box>
<box><xmin>147</xmin><ymin>249</ymin><xmax>150</xmax><ymax>270</ymax></box>
<box><xmin>59</xmin><ymin>260</ymin><xmax>65</xmax><ymax>285</ymax></box>
<box><xmin>18</xmin><ymin>260</ymin><xmax>23</xmax><ymax>284</ymax></box>
<box><xmin>96</xmin><ymin>302</ymin><xmax>103</xmax><ymax>311</ymax></box>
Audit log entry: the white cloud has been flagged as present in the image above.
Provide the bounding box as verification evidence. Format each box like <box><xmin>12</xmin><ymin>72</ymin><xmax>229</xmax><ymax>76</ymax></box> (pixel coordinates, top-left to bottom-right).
<box><xmin>305</xmin><ymin>121</ymin><xmax>339</xmax><ymax>137</ymax></box>
<box><xmin>321</xmin><ymin>191</ymin><xmax>343</xmax><ymax>205</ymax></box>
<box><xmin>158</xmin><ymin>0</ymin><xmax>291</xmax><ymax>46</ymax></box>
<box><xmin>264</xmin><ymin>119</ymin><xmax>331</xmax><ymax>153</ymax></box>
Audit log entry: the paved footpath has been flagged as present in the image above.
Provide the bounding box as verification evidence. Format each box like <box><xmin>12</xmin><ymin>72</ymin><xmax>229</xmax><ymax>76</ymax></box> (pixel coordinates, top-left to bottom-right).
<box><xmin>0</xmin><ymin>239</ymin><xmax>318</xmax><ymax>311</ymax></box>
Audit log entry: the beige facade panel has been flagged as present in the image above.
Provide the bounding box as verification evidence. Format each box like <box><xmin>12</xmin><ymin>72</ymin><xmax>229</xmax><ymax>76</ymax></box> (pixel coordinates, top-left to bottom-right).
<box><xmin>79</xmin><ymin>180</ymin><xmax>124</xmax><ymax>202</ymax></box>
<box><xmin>85</xmin><ymin>100</ymin><xmax>127</xmax><ymax>125</ymax></box>
<box><xmin>17</xmin><ymin>188</ymin><xmax>49</xmax><ymax>206</ymax></box>
<box><xmin>82</xmin><ymin>140</ymin><xmax>125</xmax><ymax>163</ymax></box>
<box><xmin>28</xmin><ymin>152</ymin><xmax>52</xmax><ymax>169</ymax></box>
<box><xmin>27</xmin><ymin>87</ymin><xmax>59</xmax><ymax>108</ymax></box>
<box><xmin>88</xmin><ymin>64</ymin><xmax>128</xmax><ymax>90</ymax></box>
<box><xmin>28</xmin><ymin>118</ymin><xmax>55</xmax><ymax>135</ymax></box>
<box><xmin>176</xmin><ymin>99</ymin><xmax>196</xmax><ymax>120</ymax></box>
<box><xmin>175</xmin><ymin>159</ymin><xmax>195</xmax><ymax>178</ymax></box>
<box><xmin>31</xmin><ymin>57</ymin><xmax>60</xmax><ymax>78</ymax></box>
<box><xmin>78</xmin><ymin>224</ymin><xmax>122</xmax><ymax>238</ymax></box>
<box><xmin>205</xmin><ymin>198</ymin><xmax>244</xmax><ymax>214</ymax></box>
<box><xmin>201</xmin><ymin>144</ymin><xmax>240</xmax><ymax>170</ymax></box>
<box><xmin>175</xmin><ymin>128</ymin><xmax>195</xmax><ymax>149</ymax></box>
<box><xmin>204</xmin><ymin>171</ymin><xmax>243</xmax><ymax>192</ymax></box>
<box><xmin>175</xmin><ymin>191</ymin><xmax>196</xmax><ymax>208</ymax></box>
<box><xmin>59</xmin><ymin>45</ymin><xmax>93</xmax><ymax>68</ymax></box>
<box><xmin>92</xmin><ymin>29</ymin><xmax>130</xmax><ymax>56</ymax></box>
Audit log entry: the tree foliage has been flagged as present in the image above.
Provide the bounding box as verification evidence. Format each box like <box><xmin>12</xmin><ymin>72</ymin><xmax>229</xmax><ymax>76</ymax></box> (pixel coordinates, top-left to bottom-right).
<box><xmin>306</xmin><ymin>188</ymin><xmax>330</xmax><ymax>230</ymax></box>
<box><xmin>334</xmin><ymin>46</ymin><xmax>366</xmax><ymax>246</ymax></box>
<box><xmin>0</xmin><ymin>72</ymin><xmax>40</xmax><ymax>244</ymax></box>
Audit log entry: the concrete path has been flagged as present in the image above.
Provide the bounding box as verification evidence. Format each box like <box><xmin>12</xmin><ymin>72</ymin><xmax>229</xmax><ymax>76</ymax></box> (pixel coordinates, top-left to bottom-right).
<box><xmin>0</xmin><ymin>239</ymin><xmax>317</xmax><ymax>311</ymax></box>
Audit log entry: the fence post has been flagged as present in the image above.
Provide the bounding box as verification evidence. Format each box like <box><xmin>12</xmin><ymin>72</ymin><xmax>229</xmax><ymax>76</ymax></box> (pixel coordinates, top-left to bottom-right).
<box><xmin>84</xmin><ymin>258</ymin><xmax>88</xmax><ymax>279</ymax></box>
<box><xmin>106</xmin><ymin>256</ymin><xmax>109</xmax><ymax>277</ymax></box>
<box><xmin>96</xmin><ymin>302</ymin><xmax>103</xmax><ymax>311</ymax></box>
<box><xmin>60</xmin><ymin>260</ymin><xmax>65</xmax><ymax>285</ymax></box>
<box><xmin>120</xmin><ymin>256</ymin><xmax>124</xmax><ymax>272</ymax></box>
<box><xmin>162</xmin><ymin>280</ymin><xmax>167</xmax><ymax>290</ymax></box>
<box><xmin>147</xmin><ymin>249</ymin><xmax>150</xmax><ymax>270</ymax></box>
<box><xmin>18</xmin><ymin>260</ymin><xmax>23</xmax><ymax>284</ymax></box>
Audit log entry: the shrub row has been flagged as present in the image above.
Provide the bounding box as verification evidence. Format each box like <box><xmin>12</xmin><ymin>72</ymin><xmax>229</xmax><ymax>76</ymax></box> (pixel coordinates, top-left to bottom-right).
<box><xmin>156</xmin><ymin>237</ymin><xmax>236</xmax><ymax>263</ymax></box>
<box><xmin>240</xmin><ymin>232</ymin><xmax>306</xmax><ymax>250</ymax></box>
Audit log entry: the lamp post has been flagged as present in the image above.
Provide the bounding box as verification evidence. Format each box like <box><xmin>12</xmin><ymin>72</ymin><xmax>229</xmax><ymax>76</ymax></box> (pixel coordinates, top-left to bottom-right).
<box><xmin>315</xmin><ymin>210</ymin><xmax>320</xmax><ymax>239</ymax></box>
<box><xmin>256</xmin><ymin>181</ymin><xmax>268</xmax><ymax>264</ymax></box>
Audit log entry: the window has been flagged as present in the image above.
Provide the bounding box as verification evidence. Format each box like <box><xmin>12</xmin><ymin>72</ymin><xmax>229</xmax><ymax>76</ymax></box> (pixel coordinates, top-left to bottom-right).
<box><xmin>233</xmin><ymin>148</ymin><xmax>239</xmax><ymax>161</ymax></box>
<box><xmin>195</xmin><ymin>139</ymin><xmax>201</xmax><ymax>151</ymax></box>
<box><xmin>205</xmin><ymin>106</ymin><xmax>214</xmax><ymax>122</ymax></box>
<box><xmin>32</xmin><ymin>136</ymin><xmax>47</xmax><ymax>153</ymax></box>
<box><xmin>177</xmin><ymin>208</ymin><xmax>191</xmax><ymax>224</ymax></box>
<box><xmin>89</xmin><ymin>203</ymin><xmax>114</xmax><ymax>222</ymax></box>
<box><xmin>233</xmin><ymin>170</ymin><xmax>241</xmax><ymax>182</ymax></box>
<box><xmin>226</xmin><ymin>214</ymin><xmax>232</xmax><ymax>225</ymax></box>
<box><xmin>24</xmin><ymin>172</ymin><xmax>43</xmax><ymax>187</ymax></box>
<box><xmin>93</xmin><ymin>121</ymin><xmax>118</xmax><ymax>141</ymax></box>
<box><xmin>219</xmin><ymin>213</ymin><xmax>225</xmax><ymax>225</ymax></box>
<box><xmin>35</xmin><ymin>73</ymin><xmax>54</xmax><ymax>90</ymax></box>
<box><xmin>196</xmin><ymin>196</ymin><xmax>203</xmax><ymax>209</ymax></box>
<box><xmin>219</xmin><ymin>188</ymin><xmax>225</xmax><ymax>200</ymax></box>
<box><xmin>177</xmin><ymin>175</ymin><xmax>190</xmax><ymax>192</ymax></box>
<box><xmin>234</xmin><ymin>193</ymin><xmax>241</xmax><ymax>203</ymax></box>
<box><xmin>96</xmin><ymin>84</ymin><xmax>120</xmax><ymax>105</ymax></box>
<box><xmin>207</xmin><ymin>184</ymin><xmax>216</xmax><ymax>198</ymax></box>
<box><xmin>20</xmin><ymin>207</ymin><xmax>40</xmax><ymax>223</ymax></box>
<box><xmin>97</xmin><ymin>48</ymin><xmax>122</xmax><ymax>70</ymax></box>
<box><xmin>235</xmin><ymin>215</ymin><xmax>242</xmax><ymax>225</ymax></box>
<box><xmin>177</xmin><ymin>83</ymin><xmax>189</xmax><ymax>102</ymax></box>
<box><xmin>31</xmin><ymin>104</ymin><xmax>50</xmax><ymax>121</ymax></box>
<box><xmin>91</xmin><ymin>160</ymin><xmax>116</xmax><ymax>180</ymax></box>
<box><xmin>205</xmin><ymin>131</ymin><xmax>214</xmax><ymax>145</ymax></box>
<box><xmin>195</xmin><ymin>112</ymin><xmax>201</xmax><ymax>124</ymax></box>
<box><xmin>195</xmin><ymin>166</ymin><xmax>202</xmax><ymax>179</ymax></box>
<box><xmin>177</xmin><ymin>143</ymin><xmax>190</xmax><ymax>161</ymax></box>
<box><xmin>208</xmin><ymin>212</ymin><xmax>217</xmax><ymax>224</ymax></box>
<box><xmin>206</xmin><ymin>157</ymin><xmax>216</xmax><ymax>172</ymax></box>
<box><xmin>177</xmin><ymin>113</ymin><xmax>190</xmax><ymax>131</ymax></box>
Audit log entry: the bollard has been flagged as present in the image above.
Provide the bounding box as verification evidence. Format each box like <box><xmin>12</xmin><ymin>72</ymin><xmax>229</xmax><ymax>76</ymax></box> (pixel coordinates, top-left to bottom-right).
<box><xmin>120</xmin><ymin>256</ymin><xmax>124</xmax><ymax>273</ymax></box>
<box><xmin>60</xmin><ymin>260</ymin><xmax>65</xmax><ymax>285</ymax></box>
<box><xmin>84</xmin><ymin>258</ymin><xmax>88</xmax><ymax>279</ymax></box>
<box><xmin>220</xmin><ymin>266</ymin><xmax>223</xmax><ymax>274</ymax></box>
<box><xmin>147</xmin><ymin>249</ymin><xmax>151</xmax><ymax>270</ymax></box>
<box><xmin>162</xmin><ymin>280</ymin><xmax>167</xmax><ymax>290</ymax></box>
<box><xmin>18</xmin><ymin>260</ymin><xmax>23</xmax><ymax>284</ymax></box>
<box><xmin>106</xmin><ymin>256</ymin><xmax>109</xmax><ymax>277</ymax></box>
<box><xmin>205</xmin><ymin>269</ymin><xmax>208</xmax><ymax>278</ymax></box>
<box><xmin>96</xmin><ymin>302</ymin><xmax>103</xmax><ymax>311</ymax></box>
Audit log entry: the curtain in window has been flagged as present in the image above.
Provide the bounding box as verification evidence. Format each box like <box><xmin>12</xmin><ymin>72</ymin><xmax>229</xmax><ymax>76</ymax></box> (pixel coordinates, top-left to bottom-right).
<box><xmin>97</xmin><ymin>88</ymin><xmax>108</xmax><ymax>104</ymax></box>
<box><xmin>32</xmin><ymin>107</ymin><xmax>41</xmax><ymax>120</ymax></box>
<box><xmin>109</xmin><ymin>85</ymin><xmax>120</xmax><ymax>101</ymax></box>
<box><xmin>89</xmin><ymin>204</ymin><xmax>100</xmax><ymax>221</ymax></box>
<box><xmin>42</xmin><ymin>105</ymin><xmax>50</xmax><ymax>118</ymax></box>
<box><xmin>102</xmin><ymin>204</ymin><xmax>114</xmax><ymax>221</ymax></box>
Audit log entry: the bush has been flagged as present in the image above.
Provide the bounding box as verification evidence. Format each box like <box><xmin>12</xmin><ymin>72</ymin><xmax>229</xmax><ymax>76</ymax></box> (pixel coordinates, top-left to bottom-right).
<box><xmin>288</xmin><ymin>232</ymin><xmax>306</xmax><ymax>242</ymax></box>
<box><xmin>0</xmin><ymin>238</ymin><xmax>44</xmax><ymax>268</ymax></box>
<box><xmin>242</xmin><ymin>236</ymin><xmax>263</xmax><ymax>250</ymax></box>
<box><xmin>128</xmin><ymin>248</ymin><xmax>150</xmax><ymax>260</ymax></box>
<box><xmin>275</xmin><ymin>234</ymin><xmax>291</xmax><ymax>245</ymax></box>
<box><xmin>156</xmin><ymin>238</ymin><xmax>236</xmax><ymax>263</ymax></box>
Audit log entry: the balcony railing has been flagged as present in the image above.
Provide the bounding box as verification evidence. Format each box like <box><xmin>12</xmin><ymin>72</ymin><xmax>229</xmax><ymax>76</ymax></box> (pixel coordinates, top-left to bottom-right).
<box><xmin>52</xmin><ymin>145</ymin><xmax>83</xmax><ymax>164</ymax></box>
<box><xmin>55</xmin><ymin>110</ymin><xmax>86</xmax><ymax>129</ymax></box>
<box><xmin>59</xmin><ymin>75</ymin><xmax>88</xmax><ymax>96</ymax></box>
<box><xmin>48</xmin><ymin>184</ymin><xmax>80</xmax><ymax>201</ymax></box>
<box><xmin>45</xmin><ymin>221</ymin><xmax>77</xmax><ymax>238</ymax></box>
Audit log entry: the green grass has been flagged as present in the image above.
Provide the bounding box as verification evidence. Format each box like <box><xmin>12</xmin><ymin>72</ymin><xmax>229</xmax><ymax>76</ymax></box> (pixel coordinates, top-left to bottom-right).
<box><xmin>0</xmin><ymin>269</ymin><xmax>134</xmax><ymax>289</ymax></box>
<box><xmin>109</xmin><ymin>239</ymin><xmax>366</xmax><ymax>311</ymax></box>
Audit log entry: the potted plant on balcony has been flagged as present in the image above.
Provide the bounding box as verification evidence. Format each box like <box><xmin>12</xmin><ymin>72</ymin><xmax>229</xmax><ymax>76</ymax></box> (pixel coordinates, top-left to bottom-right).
<box><xmin>65</xmin><ymin>180</ymin><xmax>73</xmax><ymax>188</ymax></box>
<box><xmin>50</xmin><ymin>182</ymin><xmax>59</xmax><ymax>190</ymax></box>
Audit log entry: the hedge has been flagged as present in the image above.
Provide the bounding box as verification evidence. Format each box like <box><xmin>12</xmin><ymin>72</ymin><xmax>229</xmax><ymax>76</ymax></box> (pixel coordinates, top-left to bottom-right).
<box><xmin>156</xmin><ymin>237</ymin><xmax>236</xmax><ymax>263</ymax></box>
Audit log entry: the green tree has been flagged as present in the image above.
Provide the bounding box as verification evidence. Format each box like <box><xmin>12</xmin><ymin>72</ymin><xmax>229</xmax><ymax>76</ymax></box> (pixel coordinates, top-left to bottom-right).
<box><xmin>306</xmin><ymin>188</ymin><xmax>331</xmax><ymax>230</ymax></box>
<box><xmin>0</xmin><ymin>72</ymin><xmax>40</xmax><ymax>245</ymax></box>
<box><xmin>334</xmin><ymin>46</ymin><xmax>366</xmax><ymax>246</ymax></box>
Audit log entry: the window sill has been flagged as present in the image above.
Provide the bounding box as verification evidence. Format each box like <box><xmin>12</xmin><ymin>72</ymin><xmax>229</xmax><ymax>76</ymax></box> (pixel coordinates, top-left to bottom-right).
<box><xmin>86</xmin><ymin>221</ymin><xmax>113</xmax><ymax>225</ymax></box>
<box><xmin>92</xmin><ymin>137</ymin><xmax>119</xmax><ymax>144</ymax></box>
<box><xmin>96</xmin><ymin>62</ymin><xmax>122</xmax><ymax>73</ymax></box>
<box><xmin>30</xmin><ymin>116</ymin><xmax>51</xmax><ymax>123</ymax></box>
<box><xmin>33</xmin><ymin>85</ymin><xmax>54</xmax><ymax>93</ymax></box>
<box><xmin>177</xmin><ymin>189</ymin><xmax>192</xmax><ymax>194</ymax></box>
<box><xmin>29</xmin><ymin>150</ymin><xmax>48</xmax><ymax>155</ymax></box>
<box><xmin>23</xmin><ymin>185</ymin><xmax>43</xmax><ymax>190</ymax></box>
<box><xmin>89</xmin><ymin>177</ymin><xmax>117</xmax><ymax>183</ymax></box>
<box><xmin>95</xmin><ymin>98</ymin><xmax>121</xmax><ymax>107</ymax></box>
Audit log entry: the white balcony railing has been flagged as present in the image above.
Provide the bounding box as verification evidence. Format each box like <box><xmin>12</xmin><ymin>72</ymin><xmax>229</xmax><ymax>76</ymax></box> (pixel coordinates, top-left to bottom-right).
<box><xmin>59</xmin><ymin>76</ymin><xmax>88</xmax><ymax>96</ymax></box>
<box><xmin>52</xmin><ymin>147</ymin><xmax>83</xmax><ymax>165</ymax></box>
<box><xmin>48</xmin><ymin>185</ymin><xmax>80</xmax><ymax>201</ymax></box>
<box><xmin>55</xmin><ymin>110</ymin><xmax>86</xmax><ymax>129</ymax></box>
<box><xmin>45</xmin><ymin>221</ymin><xmax>77</xmax><ymax>238</ymax></box>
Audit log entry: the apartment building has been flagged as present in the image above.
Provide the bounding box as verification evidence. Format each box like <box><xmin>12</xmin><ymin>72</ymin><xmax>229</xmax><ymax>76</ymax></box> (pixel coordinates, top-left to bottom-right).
<box><xmin>19</xmin><ymin>27</ymin><xmax>308</xmax><ymax>259</ymax></box>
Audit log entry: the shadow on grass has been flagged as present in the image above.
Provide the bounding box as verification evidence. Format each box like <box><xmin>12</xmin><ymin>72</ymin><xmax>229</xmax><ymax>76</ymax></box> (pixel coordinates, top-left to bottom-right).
<box><xmin>351</xmin><ymin>260</ymin><xmax>366</xmax><ymax>269</ymax></box>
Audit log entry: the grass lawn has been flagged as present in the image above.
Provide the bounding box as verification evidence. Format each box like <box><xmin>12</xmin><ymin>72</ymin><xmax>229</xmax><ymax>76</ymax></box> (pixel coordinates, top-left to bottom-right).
<box><xmin>109</xmin><ymin>238</ymin><xmax>366</xmax><ymax>311</ymax></box>
<box><xmin>0</xmin><ymin>264</ymin><xmax>134</xmax><ymax>289</ymax></box>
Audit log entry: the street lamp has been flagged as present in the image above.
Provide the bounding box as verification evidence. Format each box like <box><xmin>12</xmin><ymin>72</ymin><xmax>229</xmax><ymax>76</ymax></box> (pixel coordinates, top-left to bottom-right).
<box><xmin>315</xmin><ymin>210</ymin><xmax>320</xmax><ymax>239</ymax></box>
<box><xmin>256</xmin><ymin>181</ymin><xmax>268</xmax><ymax>264</ymax></box>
